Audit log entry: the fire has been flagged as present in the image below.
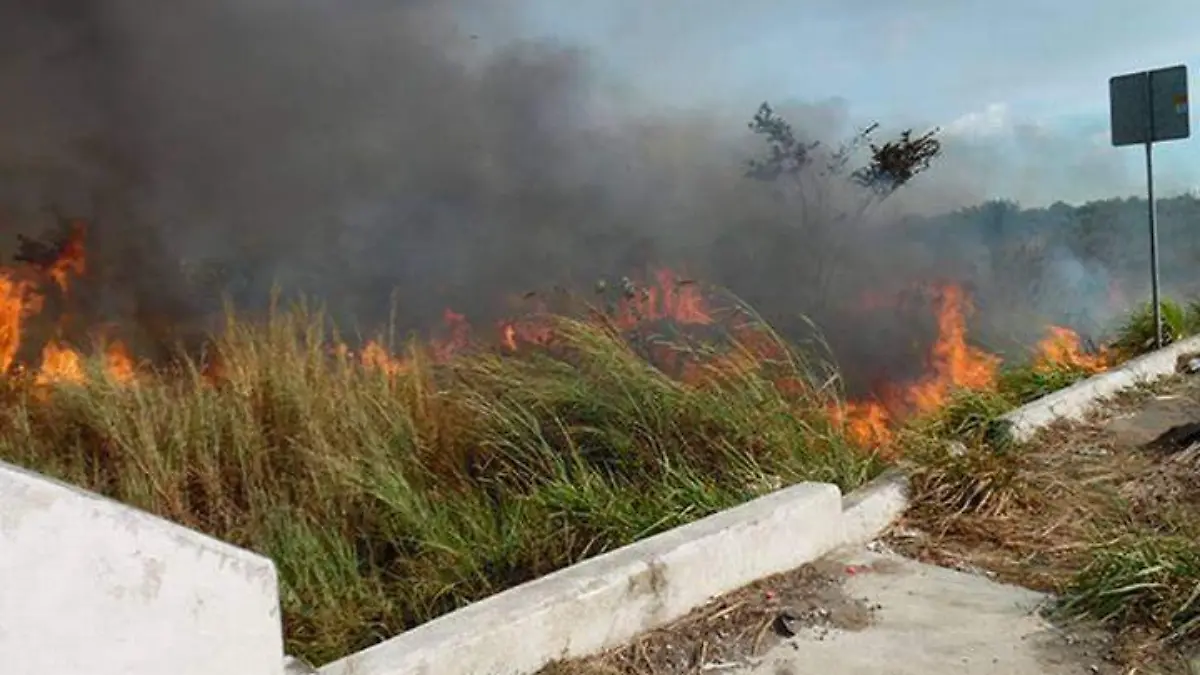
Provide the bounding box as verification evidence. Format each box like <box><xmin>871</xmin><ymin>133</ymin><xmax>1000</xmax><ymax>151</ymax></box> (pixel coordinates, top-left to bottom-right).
<box><xmin>0</xmin><ymin>222</ymin><xmax>139</xmax><ymax>386</ymax></box>
<box><xmin>834</xmin><ymin>400</ymin><xmax>893</xmax><ymax>448</ymax></box>
<box><xmin>0</xmin><ymin>221</ymin><xmax>1116</xmax><ymax>454</ymax></box>
<box><xmin>614</xmin><ymin>269</ymin><xmax>712</xmax><ymax>329</ymax></box>
<box><xmin>359</xmin><ymin>340</ymin><xmax>408</xmax><ymax>375</ymax></box>
<box><xmin>1034</xmin><ymin>326</ymin><xmax>1109</xmax><ymax>373</ymax></box>
<box><xmin>836</xmin><ymin>291</ymin><xmax>1116</xmax><ymax>450</ymax></box>
<box><xmin>431</xmin><ymin>309</ymin><xmax>471</xmax><ymax>361</ymax></box>
<box><xmin>33</xmin><ymin>339</ymin><xmax>138</xmax><ymax>386</ymax></box>
<box><xmin>837</xmin><ymin>284</ymin><xmax>1001</xmax><ymax>448</ymax></box>
<box><xmin>904</xmin><ymin>285</ymin><xmax>1000</xmax><ymax>413</ymax></box>
<box><xmin>0</xmin><ymin>275</ymin><xmax>40</xmax><ymax>373</ymax></box>
<box><xmin>47</xmin><ymin>221</ymin><xmax>87</xmax><ymax>293</ymax></box>
<box><xmin>496</xmin><ymin>269</ymin><xmax>709</xmax><ymax>354</ymax></box>
<box><xmin>35</xmin><ymin>341</ymin><xmax>85</xmax><ymax>385</ymax></box>
<box><xmin>104</xmin><ymin>341</ymin><xmax>137</xmax><ymax>384</ymax></box>
<box><xmin>500</xmin><ymin>317</ymin><xmax>554</xmax><ymax>352</ymax></box>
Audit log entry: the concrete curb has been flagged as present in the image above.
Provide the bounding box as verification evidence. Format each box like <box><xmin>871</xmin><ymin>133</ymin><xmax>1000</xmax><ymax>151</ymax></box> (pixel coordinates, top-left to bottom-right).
<box><xmin>841</xmin><ymin>469</ymin><xmax>909</xmax><ymax>545</ymax></box>
<box><xmin>1000</xmin><ymin>334</ymin><xmax>1200</xmax><ymax>443</ymax></box>
<box><xmin>318</xmin><ymin>475</ymin><xmax>910</xmax><ymax>675</ymax></box>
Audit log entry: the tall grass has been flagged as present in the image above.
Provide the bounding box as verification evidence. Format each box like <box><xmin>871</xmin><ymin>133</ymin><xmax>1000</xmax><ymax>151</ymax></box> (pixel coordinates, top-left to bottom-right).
<box><xmin>0</xmin><ymin>307</ymin><xmax>882</xmax><ymax>665</ymax></box>
<box><xmin>1060</xmin><ymin>532</ymin><xmax>1200</xmax><ymax>643</ymax></box>
<box><xmin>1110</xmin><ymin>298</ymin><xmax>1200</xmax><ymax>360</ymax></box>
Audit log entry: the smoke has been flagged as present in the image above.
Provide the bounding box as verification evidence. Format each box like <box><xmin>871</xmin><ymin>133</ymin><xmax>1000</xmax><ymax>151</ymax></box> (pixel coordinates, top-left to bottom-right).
<box><xmin>0</xmin><ymin>0</ymin><xmax>1149</xmax><ymax>391</ymax></box>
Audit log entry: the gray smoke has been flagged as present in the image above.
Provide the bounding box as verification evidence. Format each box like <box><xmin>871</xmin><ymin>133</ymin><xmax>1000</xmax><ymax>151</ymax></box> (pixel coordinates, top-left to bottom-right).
<box><xmin>0</xmin><ymin>0</ymin><xmax>1136</xmax><ymax>391</ymax></box>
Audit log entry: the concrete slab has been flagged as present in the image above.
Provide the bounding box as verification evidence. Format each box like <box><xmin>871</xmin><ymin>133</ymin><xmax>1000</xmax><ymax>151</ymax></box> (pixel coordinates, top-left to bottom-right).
<box><xmin>0</xmin><ymin>460</ymin><xmax>285</xmax><ymax>675</ymax></box>
<box><xmin>738</xmin><ymin>548</ymin><xmax>1115</xmax><ymax>675</ymax></box>
<box><xmin>321</xmin><ymin>482</ymin><xmax>848</xmax><ymax>675</ymax></box>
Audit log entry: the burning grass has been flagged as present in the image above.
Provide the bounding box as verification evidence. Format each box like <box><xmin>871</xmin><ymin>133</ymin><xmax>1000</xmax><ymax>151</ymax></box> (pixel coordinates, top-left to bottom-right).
<box><xmin>0</xmin><ymin>224</ymin><xmax>1142</xmax><ymax>665</ymax></box>
<box><xmin>0</xmin><ymin>305</ymin><xmax>887</xmax><ymax>664</ymax></box>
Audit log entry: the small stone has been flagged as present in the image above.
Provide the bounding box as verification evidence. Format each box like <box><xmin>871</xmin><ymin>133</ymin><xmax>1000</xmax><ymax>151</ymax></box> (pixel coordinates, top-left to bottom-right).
<box><xmin>773</xmin><ymin>612</ymin><xmax>798</xmax><ymax>638</ymax></box>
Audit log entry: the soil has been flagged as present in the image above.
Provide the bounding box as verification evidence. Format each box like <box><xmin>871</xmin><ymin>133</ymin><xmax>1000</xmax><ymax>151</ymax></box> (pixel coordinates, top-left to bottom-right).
<box><xmin>540</xmin><ymin>557</ymin><xmax>882</xmax><ymax>675</ymax></box>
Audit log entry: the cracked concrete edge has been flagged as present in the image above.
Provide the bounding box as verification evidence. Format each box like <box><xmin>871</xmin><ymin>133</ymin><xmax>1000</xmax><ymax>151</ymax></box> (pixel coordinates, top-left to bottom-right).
<box><xmin>317</xmin><ymin>476</ymin><xmax>909</xmax><ymax>675</ymax></box>
<box><xmin>1000</xmin><ymin>334</ymin><xmax>1200</xmax><ymax>443</ymax></box>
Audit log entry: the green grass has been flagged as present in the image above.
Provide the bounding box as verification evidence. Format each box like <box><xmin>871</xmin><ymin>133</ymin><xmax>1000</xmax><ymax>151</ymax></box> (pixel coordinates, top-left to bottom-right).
<box><xmin>8</xmin><ymin>286</ymin><xmax>1196</xmax><ymax>666</ymax></box>
<box><xmin>1059</xmin><ymin>532</ymin><xmax>1200</xmax><ymax>642</ymax></box>
<box><xmin>0</xmin><ymin>306</ymin><xmax>883</xmax><ymax>665</ymax></box>
<box><xmin>1110</xmin><ymin>298</ymin><xmax>1200</xmax><ymax>360</ymax></box>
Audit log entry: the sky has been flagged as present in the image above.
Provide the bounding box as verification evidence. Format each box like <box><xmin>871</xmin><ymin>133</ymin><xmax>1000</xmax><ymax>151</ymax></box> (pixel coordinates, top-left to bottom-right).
<box><xmin>484</xmin><ymin>0</ymin><xmax>1200</xmax><ymax>206</ymax></box>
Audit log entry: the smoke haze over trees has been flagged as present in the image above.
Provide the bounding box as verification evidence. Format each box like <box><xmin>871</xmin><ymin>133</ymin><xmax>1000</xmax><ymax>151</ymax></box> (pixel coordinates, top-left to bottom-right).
<box><xmin>0</xmin><ymin>0</ymin><xmax>1194</xmax><ymax>394</ymax></box>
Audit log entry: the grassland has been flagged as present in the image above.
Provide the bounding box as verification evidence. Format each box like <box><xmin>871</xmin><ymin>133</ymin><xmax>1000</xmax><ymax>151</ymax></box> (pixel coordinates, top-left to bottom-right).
<box><xmin>0</xmin><ymin>303</ymin><xmax>886</xmax><ymax>664</ymax></box>
<box><xmin>2</xmin><ymin>295</ymin><xmax>1198</xmax><ymax>667</ymax></box>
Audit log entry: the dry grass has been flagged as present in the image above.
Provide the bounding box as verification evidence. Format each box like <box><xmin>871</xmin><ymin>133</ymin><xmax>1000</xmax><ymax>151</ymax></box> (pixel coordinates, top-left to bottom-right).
<box><xmin>7</xmin><ymin>283</ymin><xmax>1197</xmax><ymax>669</ymax></box>
<box><xmin>539</xmin><ymin>557</ymin><xmax>877</xmax><ymax>675</ymax></box>
<box><xmin>0</xmin><ymin>304</ymin><xmax>883</xmax><ymax>665</ymax></box>
<box><xmin>895</xmin><ymin>375</ymin><xmax>1200</xmax><ymax>669</ymax></box>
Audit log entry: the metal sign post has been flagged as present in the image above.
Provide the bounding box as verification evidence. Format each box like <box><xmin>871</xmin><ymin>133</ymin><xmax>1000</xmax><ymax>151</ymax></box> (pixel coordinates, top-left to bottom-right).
<box><xmin>1110</xmin><ymin>64</ymin><xmax>1190</xmax><ymax>348</ymax></box>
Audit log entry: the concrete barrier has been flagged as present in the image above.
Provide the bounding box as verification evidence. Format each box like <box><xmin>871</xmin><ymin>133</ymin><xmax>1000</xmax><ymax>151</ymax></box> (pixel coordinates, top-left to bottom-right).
<box><xmin>318</xmin><ymin>472</ymin><xmax>909</xmax><ymax>675</ymax></box>
<box><xmin>1000</xmin><ymin>334</ymin><xmax>1200</xmax><ymax>443</ymax></box>
<box><xmin>0</xmin><ymin>460</ymin><xmax>285</xmax><ymax>675</ymax></box>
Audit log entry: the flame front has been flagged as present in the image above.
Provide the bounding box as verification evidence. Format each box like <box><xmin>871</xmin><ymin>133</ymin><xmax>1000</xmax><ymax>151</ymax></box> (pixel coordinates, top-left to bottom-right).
<box><xmin>0</xmin><ymin>225</ymin><xmax>1118</xmax><ymax>451</ymax></box>
<box><xmin>837</xmin><ymin>286</ymin><xmax>1115</xmax><ymax>448</ymax></box>
<box><xmin>0</xmin><ymin>275</ymin><xmax>39</xmax><ymax>373</ymax></box>
<box><xmin>0</xmin><ymin>223</ymin><xmax>138</xmax><ymax>386</ymax></box>
<box><xmin>904</xmin><ymin>285</ymin><xmax>1001</xmax><ymax>412</ymax></box>
<box><xmin>1034</xmin><ymin>326</ymin><xmax>1109</xmax><ymax>373</ymax></box>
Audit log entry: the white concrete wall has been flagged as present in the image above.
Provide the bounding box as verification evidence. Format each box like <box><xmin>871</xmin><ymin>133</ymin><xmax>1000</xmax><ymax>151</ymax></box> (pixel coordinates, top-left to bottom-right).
<box><xmin>0</xmin><ymin>460</ymin><xmax>285</xmax><ymax>675</ymax></box>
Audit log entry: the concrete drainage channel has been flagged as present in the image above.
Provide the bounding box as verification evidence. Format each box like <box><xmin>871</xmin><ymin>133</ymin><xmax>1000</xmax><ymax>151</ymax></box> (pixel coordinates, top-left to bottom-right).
<box><xmin>3</xmin><ymin>335</ymin><xmax>1199</xmax><ymax>675</ymax></box>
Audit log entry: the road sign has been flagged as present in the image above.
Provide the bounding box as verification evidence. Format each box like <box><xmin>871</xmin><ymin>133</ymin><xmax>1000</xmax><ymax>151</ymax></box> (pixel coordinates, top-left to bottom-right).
<box><xmin>1110</xmin><ymin>65</ymin><xmax>1190</xmax><ymax>146</ymax></box>
<box><xmin>1109</xmin><ymin>64</ymin><xmax>1191</xmax><ymax>349</ymax></box>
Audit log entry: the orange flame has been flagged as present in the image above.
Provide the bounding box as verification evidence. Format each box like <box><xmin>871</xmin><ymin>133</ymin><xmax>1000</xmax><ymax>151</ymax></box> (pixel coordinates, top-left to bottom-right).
<box><xmin>904</xmin><ymin>285</ymin><xmax>1000</xmax><ymax>413</ymax></box>
<box><xmin>359</xmin><ymin>340</ymin><xmax>408</xmax><ymax>376</ymax></box>
<box><xmin>0</xmin><ymin>275</ymin><xmax>40</xmax><ymax>373</ymax></box>
<box><xmin>614</xmin><ymin>270</ymin><xmax>712</xmax><ymax>329</ymax></box>
<box><xmin>48</xmin><ymin>221</ymin><xmax>87</xmax><ymax>293</ymax></box>
<box><xmin>837</xmin><ymin>284</ymin><xmax>1001</xmax><ymax>448</ymax></box>
<box><xmin>104</xmin><ymin>341</ymin><xmax>137</xmax><ymax>383</ymax></box>
<box><xmin>1034</xmin><ymin>326</ymin><xmax>1109</xmax><ymax>373</ymax></box>
<box><xmin>35</xmin><ymin>341</ymin><xmax>86</xmax><ymax>385</ymax></box>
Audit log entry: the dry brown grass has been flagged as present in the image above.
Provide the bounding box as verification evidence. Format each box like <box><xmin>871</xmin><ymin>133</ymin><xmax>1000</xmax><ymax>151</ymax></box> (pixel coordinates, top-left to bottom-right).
<box><xmin>894</xmin><ymin>376</ymin><xmax>1200</xmax><ymax>670</ymax></box>
<box><xmin>539</xmin><ymin>558</ymin><xmax>877</xmax><ymax>675</ymax></box>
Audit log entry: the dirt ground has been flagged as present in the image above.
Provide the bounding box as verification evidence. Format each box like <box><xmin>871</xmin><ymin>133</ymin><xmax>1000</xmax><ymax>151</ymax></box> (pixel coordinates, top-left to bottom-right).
<box><xmin>542</xmin><ymin>544</ymin><xmax>1124</xmax><ymax>675</ymax></box>
<box><xmin>540</xmin><ymin>555</ymin><xmax>882</xmax><ymax>675</ymax></box>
